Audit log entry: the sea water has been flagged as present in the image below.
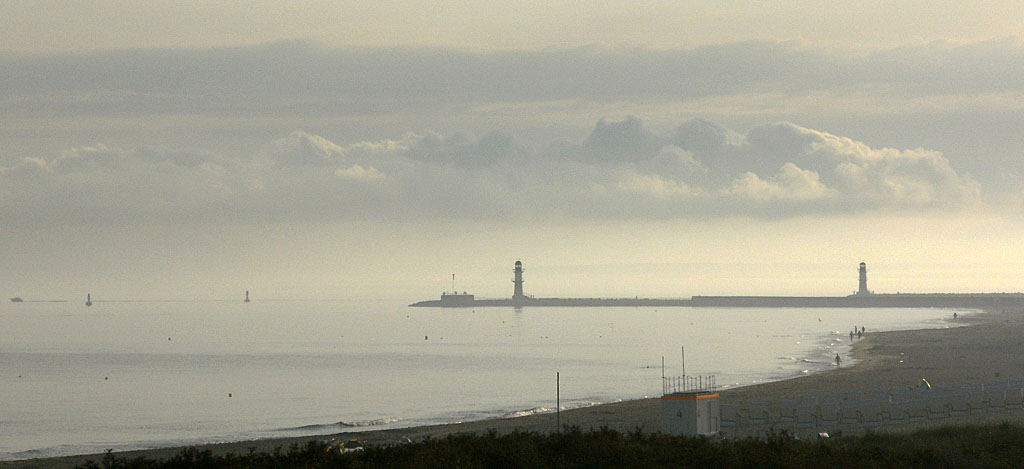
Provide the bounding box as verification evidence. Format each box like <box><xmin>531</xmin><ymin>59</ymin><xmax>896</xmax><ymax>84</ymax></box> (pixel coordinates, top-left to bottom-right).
<box><xmin>0</xmin><ymin>300</ymin><xmax>968</xmax><ymax>460</ymax></box>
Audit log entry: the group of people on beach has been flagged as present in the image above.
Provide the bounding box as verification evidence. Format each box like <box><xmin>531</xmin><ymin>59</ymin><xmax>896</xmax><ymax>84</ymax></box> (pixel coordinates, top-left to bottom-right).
<box><xmin>849</xmin><ymin>325</ymin><xmax>866</xmax><ymax>341</ymax></box>
<box><xmin>837</xmin><ymin>326</ymin><xmax>868</xmax><ymax>367</ymax></box>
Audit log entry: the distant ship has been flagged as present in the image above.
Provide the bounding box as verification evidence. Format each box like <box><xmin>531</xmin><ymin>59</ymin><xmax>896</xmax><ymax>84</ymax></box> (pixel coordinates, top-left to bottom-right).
<box><xmin>10</xmin><ymin>297</ymin><xmax>23</xmax><ymax>303</ymax></box>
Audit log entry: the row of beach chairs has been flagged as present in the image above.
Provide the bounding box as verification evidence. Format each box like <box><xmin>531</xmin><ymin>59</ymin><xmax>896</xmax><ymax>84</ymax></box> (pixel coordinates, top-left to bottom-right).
<box><xmin>721</xmin><ymin>379</ymin><xmax>1024</xmax><ymax>429</ymax></box>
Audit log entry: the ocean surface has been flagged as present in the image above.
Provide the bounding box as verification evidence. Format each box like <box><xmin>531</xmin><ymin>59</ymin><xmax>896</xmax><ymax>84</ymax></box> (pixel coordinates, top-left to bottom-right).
<box><xmin>0</xmin><ymin>299</ymin><xmax>969</xmax><ymax>460</ymax></box>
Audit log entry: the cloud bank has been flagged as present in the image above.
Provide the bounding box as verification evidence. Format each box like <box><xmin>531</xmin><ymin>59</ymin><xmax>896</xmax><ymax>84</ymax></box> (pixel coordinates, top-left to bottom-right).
<box><xmin>4</xmin><ymin>39</ymin><xmax>1023</xmax><ymax>197</ymax></box>
<box><xmin>0</xmin><ymin>118</ymin><xmax>978</xmax><ymax>224</ymax></box>
<box><xmin>2</xmin><ymin>39</ymin><xmax>1023</xmax><ymax>118</ymax></box>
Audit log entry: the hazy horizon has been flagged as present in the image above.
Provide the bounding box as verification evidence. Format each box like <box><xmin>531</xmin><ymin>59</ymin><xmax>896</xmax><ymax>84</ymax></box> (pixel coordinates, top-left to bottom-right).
<box><xmin>3</xmin><ymin>3</ymin><xmax>1024</xmax><ymax>301</ymax></box>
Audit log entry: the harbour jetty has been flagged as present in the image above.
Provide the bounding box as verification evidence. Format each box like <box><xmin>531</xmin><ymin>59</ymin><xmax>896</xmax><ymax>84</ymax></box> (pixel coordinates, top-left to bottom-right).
<box><xmin>411</xmin><ymin>261</ymin><xmax>1024</xmax><ymax>309</ymax></box>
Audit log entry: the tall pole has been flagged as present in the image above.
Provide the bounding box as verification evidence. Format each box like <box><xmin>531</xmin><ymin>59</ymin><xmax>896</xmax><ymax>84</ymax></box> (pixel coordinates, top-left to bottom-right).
<box><xmin>681</xmin><ymin>346</ymin><xmax>685</xmax><ymax>378</ymax></box>
<box><xmin>556</xmin><ymin>372</ymin><xmax>560</xmax><ymax>431</ymax></box>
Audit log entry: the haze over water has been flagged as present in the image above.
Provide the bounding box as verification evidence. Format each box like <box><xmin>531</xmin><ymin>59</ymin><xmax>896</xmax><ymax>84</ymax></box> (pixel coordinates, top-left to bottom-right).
<box><xmin>0</xmin><ymin>299</ymin><xmax>966</xmax><ymax>460</ymax></box>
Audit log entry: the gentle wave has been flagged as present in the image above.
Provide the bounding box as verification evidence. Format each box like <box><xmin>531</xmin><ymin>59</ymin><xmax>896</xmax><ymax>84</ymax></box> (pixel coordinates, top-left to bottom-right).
<box><xmin>283</xmin><ymin>417</ymin><xmax>402</xmax><ymax>432</ymax></box>
<box><xmin>502</xmin><ymin>407</ymin><xmax>554</xmax><ymax>418</ymax></box>
<box><xmin>500</xmin><ymin>400</ymin><xmax>607</xmax><ymax>419</ymax></box>
<box><xmin>340</xmin><ymin>417</ymin><xmax>403</xmax><ymax>427</ymax></box>
<box><xmin>777</xmin><ymin>356</ymin><xmax>827</xmax><ymax>365</ymax></box>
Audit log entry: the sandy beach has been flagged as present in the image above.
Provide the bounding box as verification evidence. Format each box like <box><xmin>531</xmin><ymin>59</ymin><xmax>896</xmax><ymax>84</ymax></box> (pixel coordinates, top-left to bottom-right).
<box><xmin>5</xmin><ymin>307</ymin><xmax>1022</xmax><ymax>469</ymax></box>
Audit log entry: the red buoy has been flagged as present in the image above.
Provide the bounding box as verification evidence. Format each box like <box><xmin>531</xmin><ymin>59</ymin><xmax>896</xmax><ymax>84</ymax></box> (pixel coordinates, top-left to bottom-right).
<box><xmin>228</xmin><ymin>393</ymin><xmax>232</xmax><ymax>397</ymax></box>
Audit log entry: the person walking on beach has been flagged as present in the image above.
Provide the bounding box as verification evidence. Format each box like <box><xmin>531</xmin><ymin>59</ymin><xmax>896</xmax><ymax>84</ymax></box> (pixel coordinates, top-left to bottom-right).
<box><xmin>835</xmin><ymin>354</ymin><xmax>841</xmax><ymax>367</ymax></box>
<box><xmin>850</xmin><ymin>330</ymin><xmax>854</xmax><ymax>341</ymax></box>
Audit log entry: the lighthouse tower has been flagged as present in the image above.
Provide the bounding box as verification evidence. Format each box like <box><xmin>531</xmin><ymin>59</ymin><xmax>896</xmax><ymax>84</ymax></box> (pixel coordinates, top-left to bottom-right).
<box><xmin>512</xmin><ymin>260</ymin><xmax>525</xmax><ymax>301</ymax></box>
<box><xmin>857</xmin><ymin>262</ymin><xmax>869</xmax><ymax>295</ymax></box>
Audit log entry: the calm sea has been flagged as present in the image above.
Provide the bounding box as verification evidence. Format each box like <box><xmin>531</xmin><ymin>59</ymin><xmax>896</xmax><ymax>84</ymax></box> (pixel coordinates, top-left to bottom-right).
<box><xmin>0</xmin><ymin>299</ymin><xmax>966</xmax><ymax>460</ymax></box>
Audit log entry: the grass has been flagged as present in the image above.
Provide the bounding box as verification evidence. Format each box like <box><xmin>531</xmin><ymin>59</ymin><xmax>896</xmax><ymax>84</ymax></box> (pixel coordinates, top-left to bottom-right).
<box><xmin>76</xmin><ymin>423</ymin><xmax>1024</xmax><ymax>468</ymax></box>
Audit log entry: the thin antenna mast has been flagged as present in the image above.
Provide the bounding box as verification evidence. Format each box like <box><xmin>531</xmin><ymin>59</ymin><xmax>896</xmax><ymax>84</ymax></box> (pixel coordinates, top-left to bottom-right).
<box><xmin>681</xmin><ymin>346</ymin><xmax>685</xmax><ymax>378</ymax></box>
<box><xmin>556</xmin><ymin>372</ymin><xmax>561</xmax><ymax>431</ymax></box>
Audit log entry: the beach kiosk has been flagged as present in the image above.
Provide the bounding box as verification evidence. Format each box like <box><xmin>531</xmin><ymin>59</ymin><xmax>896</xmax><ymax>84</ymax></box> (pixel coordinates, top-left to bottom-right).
<box><xmin>661</xmin><ymin>375</ymin><xmax>720</xmax><ymax>436</ymax></box>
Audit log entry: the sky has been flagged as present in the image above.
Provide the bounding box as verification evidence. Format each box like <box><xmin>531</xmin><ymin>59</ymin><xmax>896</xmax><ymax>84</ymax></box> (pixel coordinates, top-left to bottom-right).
<box><xmin>2</xmin><ymin>2</ymin><xmax>1024</xmax><ymax>300</ymax></box>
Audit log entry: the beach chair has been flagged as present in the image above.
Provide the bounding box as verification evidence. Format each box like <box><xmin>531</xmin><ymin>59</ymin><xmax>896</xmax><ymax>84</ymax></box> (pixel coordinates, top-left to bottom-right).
<box><xmin>877</xmin><ymin>399</ymin><xmax>894</xmax><ymax>420</ymax></box>
<box><xmin>860</xmin><ymin>401</ymin><xmax>883</xmax><ymax>427</ymax></box>
<box><xmin>966</xmin><ymin>392</ymin><xmax>988</xmax><ymax>414</ymax></box>
<box><xmin>720</xmin><ymin>404</ymin><xmax>741</xmax><ymax>428</ymax></box>
<box><xmin>795</xmin><ymin>405</ymin><xmax>816</xmax><ymax>429</ymax></box>
<box><xmin>905</xmin><ymin>399</ymin><xmax>927</xmax><ymax>423</ymax></box>
<box><xmin>819</xmin><ymin>403</ymin><xmax>840</xmax><ymax>426</ymax></box>
<box><xmin>886</xmin><ymin>401</ymin><xmax>907</xmax><ymax>425</ymax></box>
<box><xmin>928</xmin><ymin>395</ymin><xmax>954</xmax><ymax>418</ymax></box>
<box><xmin>775</xmin><ymin>399</ymin><xmax>797</xmax><ymax>423</ymax></box>
<box><xmin>947</xmin><ymin>394</ymin><xmax>969</xmax><ymax>417</ymax></box>
<box><xmin>986</xmin><ymin>389</ymin><xmax>1006</xmax><ymax>411</ymax></box>
<box><xmin>1006</xmin><ymin>388</ymin><xmax>1024</xmax><ymax>410</ymax></box>
<box><xmin>840</xmin><ymin>401</ymin><xmax>861</xmax><ymax>425</ymax></box>
<box><xmin>840</xmin><ymin>409</ymin><xmax>861</xmax><ymax>425</ymax></box>
<box><xmin>748</xmin><ymin>402</ymin><xmax>769</xmax><ymax>425</ymax></box>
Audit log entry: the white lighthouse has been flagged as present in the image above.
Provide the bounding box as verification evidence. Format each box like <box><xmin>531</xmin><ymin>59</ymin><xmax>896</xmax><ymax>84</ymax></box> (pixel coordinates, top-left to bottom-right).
<box><xmin>512</xmin><ymin>260</ymin><xmax>525</xmax><ymax>302</ymax></box>
<box><xmin>857</xmin><ymin>262</ymin><xmax>869</xmax><ymax>295</ymax></box>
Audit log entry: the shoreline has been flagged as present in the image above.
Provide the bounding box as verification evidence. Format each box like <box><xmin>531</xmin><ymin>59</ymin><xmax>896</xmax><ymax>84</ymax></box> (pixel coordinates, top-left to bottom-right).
<box><xmin>3</xmin><ymin>307</ymin><xmax>1015</xmax><ymax>468</ymax></box>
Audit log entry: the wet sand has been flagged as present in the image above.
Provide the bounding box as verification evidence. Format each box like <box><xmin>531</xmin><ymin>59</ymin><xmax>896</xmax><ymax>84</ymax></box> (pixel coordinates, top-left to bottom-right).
<box><xmin>5</xmin><ymin>308</ymin><xmax>1021</xmax><ymax>469</ymax></box>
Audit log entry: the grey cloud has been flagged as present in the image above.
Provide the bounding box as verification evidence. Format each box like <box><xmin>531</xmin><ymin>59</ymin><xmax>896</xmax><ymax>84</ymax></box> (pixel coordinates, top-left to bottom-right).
<box><xmin>0</xmin><ymin>118</ymin><xmax>981</xmax><ymax>224</ymax></box>
<box><xmin>4</xmin><ymin>39</ymin><xmax>1024</xmax><ymax>119</ymax></box>
<box><xmin>671</xmin><ymin>119</ymin><xmax>745</xmax><ymax>157</ymax></box>
<box><xmin>574</xmin><ymin>116</ymin><xmax>665</xmax><ymax>163</ymax></box>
